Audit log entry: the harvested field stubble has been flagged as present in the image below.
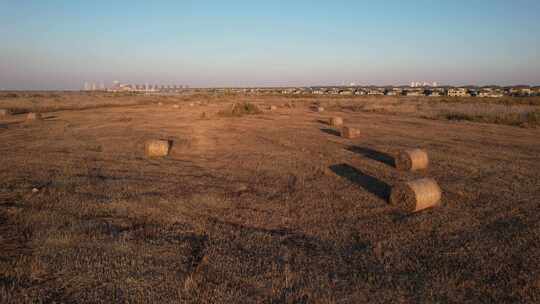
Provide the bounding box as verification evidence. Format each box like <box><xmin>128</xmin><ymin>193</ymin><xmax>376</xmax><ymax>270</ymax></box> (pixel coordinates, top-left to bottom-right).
<box><xmin>1</xmin><ymin>92</ymin><xmax>540</xmax><ymax>303</ymax></box>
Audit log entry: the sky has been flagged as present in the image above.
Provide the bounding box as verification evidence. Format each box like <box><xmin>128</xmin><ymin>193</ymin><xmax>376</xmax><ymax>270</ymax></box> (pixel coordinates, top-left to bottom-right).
<box><xmin>1</xmin><ymin>0</ymin><xmax>539</xmax><ymax>90</ymax></box>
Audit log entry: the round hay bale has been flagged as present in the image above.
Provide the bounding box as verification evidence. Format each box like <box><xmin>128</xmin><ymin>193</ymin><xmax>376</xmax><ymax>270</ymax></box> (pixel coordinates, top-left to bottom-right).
<box><xmin>157</xmin><ymin>102</ymin><xmax>163</xmax><ymax>106</ymax></box>
<box><xmin>390</xmin><ymin>178</ymin><xmax>442</xmax><ymax>213</ymax></box>
<box><xmin>340</xmin><ymin>126</ymin><xmax>360</xmax><ymax>139</ymax></box>
<box><xmin>173</xmin><ymin>104</ymin><xmax>180</xmax><ymax>109</ymax></box>
<box><xmin>26</xmin><ymin>112</ymin><xmax>42</xmax><ymax>121</ymax></box>
<box><xmin>145</xmin><ymin>140</ymin><xmax>171</xmax><ymax>157</ymax></box>
<box><xmin>0</xmin><ymin>109</ymin><xmax>10</xmax><ymax>117</ymax></box>
<box><xmin>330</xmin><ymin>117</ymin><xmax>343</xmax><ymax>127</ymax></box>
<box><xmin>395</xmin><ymin>149</ymin><xmax>429</xmax><ymax>171</ymax></box>
<box><xmin>317</xmin><ymin>107</ymin><xmax>325</xmax><ymax>112</ymax></box>
<box><xmin>269</xmin><ymin>105</ymin><xmax>278</xmax><ymax>111</ymax></box>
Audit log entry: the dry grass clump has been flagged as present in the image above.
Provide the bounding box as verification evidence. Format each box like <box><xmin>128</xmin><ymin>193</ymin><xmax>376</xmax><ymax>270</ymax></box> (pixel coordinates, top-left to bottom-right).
<box><xmin>390</xmin><ymin>178</ymin><xmax>442</xmax><ymax>212</ymax></box>
<box><xmin>218</xmin><ymin>102</ymin><xmax>262</xmax><ymax>117</ymax></box>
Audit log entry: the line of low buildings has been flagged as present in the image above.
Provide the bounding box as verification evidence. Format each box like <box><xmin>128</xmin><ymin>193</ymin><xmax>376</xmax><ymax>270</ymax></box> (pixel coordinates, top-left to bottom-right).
<box><xmin>239</xmin><ymin>86</ymin><xmax>539</xmax><ymax>97</ymax></box>
<box><xmin>83</xmin><ymin>82</ymin><xmax>540</xmax><ymax>97</ymax></box>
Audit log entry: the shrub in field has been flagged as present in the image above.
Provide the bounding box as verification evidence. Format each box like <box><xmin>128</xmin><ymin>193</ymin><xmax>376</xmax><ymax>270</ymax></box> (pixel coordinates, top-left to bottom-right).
<box><xmin>218</xmin><ymin>102</ymin><xmax>262</xmax><ymax>117</ymax></box>
<box><xmin>2</xmin><ymin>93</ymin><xmax>19</xmax><ymax>99</ymax></box>
<box><xmin>523</xmin><ymin>110</ymin><xmax>540</xmax><ymax>127</ymax></box>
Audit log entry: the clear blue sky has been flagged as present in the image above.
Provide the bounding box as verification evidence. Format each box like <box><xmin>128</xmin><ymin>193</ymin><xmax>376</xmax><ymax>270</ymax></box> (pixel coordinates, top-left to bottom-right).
<box><xmin>1</xmin><ymin>0</ymin><xmax>539</xmax><ymax>89</ymax></box>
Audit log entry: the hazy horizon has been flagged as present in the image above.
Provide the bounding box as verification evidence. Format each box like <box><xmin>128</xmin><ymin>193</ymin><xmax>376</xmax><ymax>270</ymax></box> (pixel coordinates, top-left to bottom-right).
<box><xmin>1</xmin><ymin>0</ymin><xmax>539</xmax><ymax>90</ymax></box>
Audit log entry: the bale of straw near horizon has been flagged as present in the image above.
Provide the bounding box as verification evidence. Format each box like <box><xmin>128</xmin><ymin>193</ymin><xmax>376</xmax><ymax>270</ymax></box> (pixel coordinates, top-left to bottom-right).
<box><xmin>145</xmin><ymin>139</ymin><xmax>171</xmax><ymax>157</ymax></box>
<box><xmin>317</xmin><ymin>106</ymin><xmax>325</xmax><ymax>112</ymax></box>
<box><xmin>173</xmin><ymin>104</ymin><xmax>180</xmax><ymax>108</ymax></box>
<box><xmin>0</xmin><ymin>109</ymin><xmax>10</xmax><ymax>116</ymax></box>
<box><xmin>330</xmin><ymin>117</ymin><xmax>343</xmax><ymax>127</ymax></box>
<box><xmin>270</xmin><ymin>105</ymin><xmax>278</xmax><ymax>111</ymax></box>
<box><xmin>390</xmin><ymin>178</ymin><xmax>442</xmax><ymax>213</ymax></box>
<box><xmin>341</xmin><ymin>126</ymin><xmax>360</xmax><ymax>139</ymax></box>
<box><xmin>26</xmin><ymin>112</ymin><xmax>42</xmax><ymax>121</ymax></box>
<box><xmin>395</xmin><ymin>149</ymin><xmax>429</xmax><ymax>171</ymax></box>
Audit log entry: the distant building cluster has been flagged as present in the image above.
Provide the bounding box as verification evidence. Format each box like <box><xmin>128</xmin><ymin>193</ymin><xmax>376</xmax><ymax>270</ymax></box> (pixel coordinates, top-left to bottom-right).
<box><xmin>216</xmin><ymin>85</ymin><xmax>539</xmax><ymax>98</ymax></box>
<box><xmin>83</xmin><ymin>82</ymin><xmax>105</xmax><ymax>91</ymax></box>
<box><xmin>411</xmin><ymin>81</ymin><xmax>438</xmax><ymax>88</ymax></box>
<box><xmin>83</xmin><ymin>81</ymin><xmax>189</xmax><ymax>92</ymax></box>
<box><xmin>82</xmin><ymin>81</ymin><xmax>540</xmax><ymax>98</ymax></box>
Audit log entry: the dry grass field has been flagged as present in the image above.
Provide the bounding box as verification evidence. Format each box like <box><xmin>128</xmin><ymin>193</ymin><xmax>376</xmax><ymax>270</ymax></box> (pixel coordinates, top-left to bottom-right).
<box><xmin>1</xmin><ymin>92</ymin><xmax>540</xmax><ymax>303</ymax></box>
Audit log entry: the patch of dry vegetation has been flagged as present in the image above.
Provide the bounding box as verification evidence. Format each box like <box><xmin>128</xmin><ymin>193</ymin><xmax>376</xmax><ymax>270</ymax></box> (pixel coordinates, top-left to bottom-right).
<box><xmin>1</xmin><ymin>92</ymin><xmax>540</xmax><ymax>302</ymax></box>
<box><xmin>326</xmin><ymin>96</ymin><xmax>540</xmax><ymax>128</ymax></box>
<box><xmin>217</xmin><ymin>102</ymin><xmax>262</xmax><ymax>117</ymax></box>
<box><xmin>438</xmin><ymin>109</ymin><xmax>540</xmax><ymax>127</ymax></box>
<box><xmin>0</xmin><ymin>91</ymin><xmax>211</xmax><ymax>114</ymax></box>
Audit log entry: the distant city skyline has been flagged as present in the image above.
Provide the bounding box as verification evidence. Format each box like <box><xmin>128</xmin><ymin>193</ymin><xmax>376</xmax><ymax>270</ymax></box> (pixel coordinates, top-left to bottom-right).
<box><xmin>79</xmin><ymin>79</ymin><xmax>540</xmax><ymax>91</ymax></box>
<box><xmin>1</xmin><ymin>0</ymin><xmax>540</xmax><ymax>90</ymax></box>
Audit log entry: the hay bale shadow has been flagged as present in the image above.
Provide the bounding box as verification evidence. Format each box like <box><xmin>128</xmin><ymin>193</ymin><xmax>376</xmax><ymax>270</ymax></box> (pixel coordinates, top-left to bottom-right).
<box><xmin>329</xmin><ymin>163</ymin><xmax>391</xmax><ymax>202</ymax></box>
<box><xmin>320</xmin><ymin>128</ymin><xmax>340</xmax><ymax>137</ymax></box>
<box><xmin>346</xmin><ymin>146</ymin><xmax>396</xmax><ymax>167</ymax></box>
<box><xmin>316</xmin><ymin>119</ymin><xmax>329</xmax><ymax>125</ymax></box>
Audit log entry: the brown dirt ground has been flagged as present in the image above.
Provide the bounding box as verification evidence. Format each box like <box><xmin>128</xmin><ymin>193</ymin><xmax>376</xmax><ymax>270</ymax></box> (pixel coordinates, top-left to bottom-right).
<box><xmin>1</xmin><ymin>94</ymin><xmax>540</xmax><ymax>303</ymax></box>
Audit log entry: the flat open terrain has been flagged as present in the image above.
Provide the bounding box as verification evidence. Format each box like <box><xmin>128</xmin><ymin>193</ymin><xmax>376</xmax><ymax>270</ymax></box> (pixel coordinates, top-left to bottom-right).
<box><xmin>1</xmin><ymin>93</ymin><xmax>540</xmax><ymax>303</ymax></box>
